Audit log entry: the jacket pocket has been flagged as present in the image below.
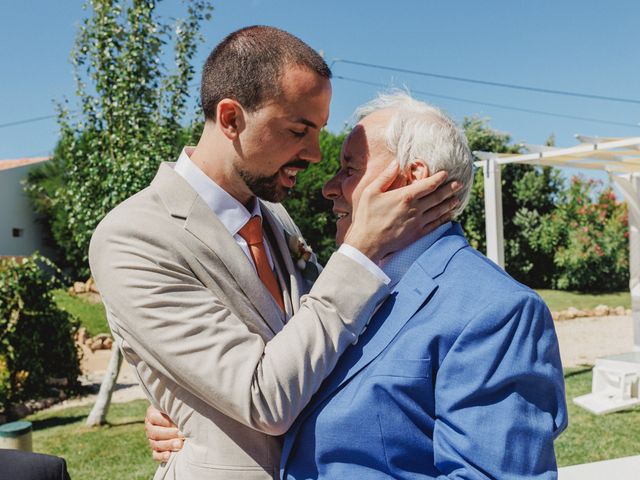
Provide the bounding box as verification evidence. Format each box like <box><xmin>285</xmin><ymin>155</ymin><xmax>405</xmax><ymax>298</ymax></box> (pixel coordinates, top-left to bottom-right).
<box><xmin>370</xmin><ymin>358</ymin><xmax>435</xmax><ymax>476</ymax></box>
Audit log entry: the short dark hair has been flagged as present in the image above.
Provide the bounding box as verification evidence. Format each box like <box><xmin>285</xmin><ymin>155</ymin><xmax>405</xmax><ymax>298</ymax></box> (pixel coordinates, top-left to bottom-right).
<box><xmin>200</xmin><ymin>25</ymin><xmax>331</xmax><ymax>121</ymax></box>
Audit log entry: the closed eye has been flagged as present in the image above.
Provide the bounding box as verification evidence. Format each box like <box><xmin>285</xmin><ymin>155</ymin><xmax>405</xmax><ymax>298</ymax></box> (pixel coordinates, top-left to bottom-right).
<box><xmin>290</xmin><ymin>129</ymin><xmax>306</xmax><ymax>138</ymax></box>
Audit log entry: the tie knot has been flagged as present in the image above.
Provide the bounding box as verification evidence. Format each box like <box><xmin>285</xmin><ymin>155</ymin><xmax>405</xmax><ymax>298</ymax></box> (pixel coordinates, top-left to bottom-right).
<box><xmin>238</xmin><ymin>216</ymin><xmax>263</xmax><ymax>245</ymax></box>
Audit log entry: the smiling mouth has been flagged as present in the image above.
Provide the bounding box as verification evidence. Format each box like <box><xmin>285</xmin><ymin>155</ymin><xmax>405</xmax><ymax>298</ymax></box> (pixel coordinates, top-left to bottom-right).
<box><xmin>280</xmin><ymin>167</ymin><xmax>300</xmax><ymax>188</ymax></box>
<box><xmin>334</xmin><ymin>211</ymin><xmax>349</xmax><ymax>220</ymax></box>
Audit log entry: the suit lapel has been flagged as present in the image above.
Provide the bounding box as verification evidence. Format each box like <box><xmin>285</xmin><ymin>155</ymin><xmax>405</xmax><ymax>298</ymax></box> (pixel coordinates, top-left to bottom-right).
<box><xmin>152</xmin><ymin>163</ymin><xmax>285</xmax><ymax>335</ymax></box>
<box><xmin>283</xmin><ymin>226</ymin><xmax>471</xmax><ymax>466</ymax></box>
<box><xmin>281</xmin><ymin>266</ymin><xmax>436</xmax><ymax>468</ymax></box>
<box><xmin>261</xmin><ymin>203</ymin><xmax>297</xmax><ymax>318</ymax></box>
<box><xmin>261</xmin><ymin>202</ymin><xmax>307</xmax><ymax>315</ymax></box>
<box><xmin>307</xmin><ymin>226</ymin><xmax>470</xmax><ymax>407</ymax></box>
<box><xmin>296</xmin><ymin>263</ymin><xmax>437</xmax><ymax>424</ymax></box>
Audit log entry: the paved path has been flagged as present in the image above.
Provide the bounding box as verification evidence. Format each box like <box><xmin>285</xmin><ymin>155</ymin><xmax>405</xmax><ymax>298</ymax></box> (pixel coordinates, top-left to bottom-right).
<box><xmin>558</xmin><ymin>454</ymin><xmax>640</xmax><ymax>479</ymax></box>
<box><xmin>46</xmin><ymin>345</ymin><xmax>146</xmax><ymax>412</ymax></box>
<box><xmin>554</xmin><ymin>315</ymin><xmax>635</xmax><ymax>367</ymax></box>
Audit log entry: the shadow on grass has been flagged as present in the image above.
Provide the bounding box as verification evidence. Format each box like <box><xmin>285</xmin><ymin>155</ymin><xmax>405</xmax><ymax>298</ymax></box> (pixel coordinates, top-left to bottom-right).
<box><xmin>564</xmin><ymin>366</ymin><xmax>592</xmax><ymax>379</ymax></box>
<box><xmin>611</xmin><ymin>407</ymin><xmax>640</xmax><ymax>417</ymax></box>
<box><xmin>31</xmin><ymin>415</ymin><xmax>86</xmax><ymax>431</ymax></box>
<box><xmin>32</xmin><ymin>417</ymin><xmax>144</xmax><ymax>431</ymax></box>
<box><xmin>108</xmin><ymin>419</ymin><xmax>145</xmax><ymax>428</ymax></box>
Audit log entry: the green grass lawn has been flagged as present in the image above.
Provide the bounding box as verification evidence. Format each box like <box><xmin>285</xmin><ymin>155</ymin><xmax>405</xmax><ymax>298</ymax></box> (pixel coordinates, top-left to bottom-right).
<box><xmin>24</xmin><ymin>369</ymin><xmax>640</xmax><ymax>475</ymax></box>
<box><xmin>536</xmin><ymin>289</ymin><xmax>630</xmax><ymax>311</ymax></box>
<box><xmin>28</xmin><ymin>400</ymin><xmax>156</xmax><ymax>479</ymax></box>
<box><xmin>555</xmin><ymin>368</ymin><xmax>640</xmax><ymax>467</ymax></box>
<box><xmin>53</xmin><ymin>289</ymin><xmax>110</xmax><ymax>337</ymax></box>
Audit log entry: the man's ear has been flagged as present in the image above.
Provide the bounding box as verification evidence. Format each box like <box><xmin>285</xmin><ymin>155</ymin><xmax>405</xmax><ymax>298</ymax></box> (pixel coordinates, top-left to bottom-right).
<box><xmin>217</xmin><ymin>99</ymin><xmax>245</xmax><ymax>140</ymax></box>
<box><xmin>407</xmin><ymin>159</ymin><xmax>430</xmax><ymax>183</ymax></box>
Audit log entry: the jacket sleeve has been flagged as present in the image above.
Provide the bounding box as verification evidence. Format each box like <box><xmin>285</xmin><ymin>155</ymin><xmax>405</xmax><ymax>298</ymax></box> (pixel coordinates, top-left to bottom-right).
<box><xmin>433</xmin><ymin>292</ymin><xmax>568</xmax><ymax>479</ymax></box>
<box><xmin>89</xmin><ymin>215</ymin><xmax>387</xmax><ymax>436</ymax></box>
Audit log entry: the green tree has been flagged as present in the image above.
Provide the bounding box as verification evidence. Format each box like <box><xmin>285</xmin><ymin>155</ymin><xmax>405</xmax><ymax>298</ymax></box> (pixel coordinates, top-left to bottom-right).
<box><xmin>25</xmin><ymin>0</ymin><xmax>212</xmax><ymax>278</ymax></box>
<box><xmin>459</xmin><ymin>117</ymin><xmax>562</xmax><ymax>287</ymax></box>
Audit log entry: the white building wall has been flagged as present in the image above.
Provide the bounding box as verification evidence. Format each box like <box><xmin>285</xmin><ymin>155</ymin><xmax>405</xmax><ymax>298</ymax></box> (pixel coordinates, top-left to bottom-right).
<box><xmin>0</xmin><ymin>164</ymin><xmax>47</xmax><ymax>256</ymax></box>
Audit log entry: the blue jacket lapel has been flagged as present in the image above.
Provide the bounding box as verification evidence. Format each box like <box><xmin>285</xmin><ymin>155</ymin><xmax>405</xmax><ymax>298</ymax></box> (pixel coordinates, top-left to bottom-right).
<box><xmin>281</xmin><ymin>267</ymin><xmax>436</xmax><ymax>468</ymax></box>
<box><xmin>304</xmin><ymin>224</ymin><xmax>469</xmax><ymax>412</ymax></box>
<box><xmin>282</xmin><ymin>225</ymin><xmax>470</xmax><ymax>468</ymax></box>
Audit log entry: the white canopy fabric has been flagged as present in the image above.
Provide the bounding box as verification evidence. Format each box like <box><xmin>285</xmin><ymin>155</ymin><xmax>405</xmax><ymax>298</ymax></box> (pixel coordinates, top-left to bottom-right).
<box><xmin>474</xmin><ymin>136</ymin><xmax>640</xmax><ymax>350</ymax></box>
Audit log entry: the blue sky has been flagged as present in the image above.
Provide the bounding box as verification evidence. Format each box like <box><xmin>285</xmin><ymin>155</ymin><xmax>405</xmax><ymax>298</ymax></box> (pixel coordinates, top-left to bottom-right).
<box><xmin>1</xmin><ymin>0</ymin><xmax>639</xmax><ymax>186</ymax></box>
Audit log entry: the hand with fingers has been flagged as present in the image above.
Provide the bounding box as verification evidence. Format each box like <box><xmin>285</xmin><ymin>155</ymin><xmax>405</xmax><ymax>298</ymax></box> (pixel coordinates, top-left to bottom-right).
<box><xmin>144</xmin><ymin>404</ymin><xmax>184</xmax><ymax>463</ymax></box>
<box><xmin>344</xmin><ymin>161</ymin><xmax>462</xmax><ymax>264</ymax></box>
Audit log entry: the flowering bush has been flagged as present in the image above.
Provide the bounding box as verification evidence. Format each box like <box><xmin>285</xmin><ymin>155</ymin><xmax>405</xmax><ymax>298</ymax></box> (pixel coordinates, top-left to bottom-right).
<box><xmin>528</xmin><ymin>176</ymin><xmax>629</xmax><ymax>291</ymax></box>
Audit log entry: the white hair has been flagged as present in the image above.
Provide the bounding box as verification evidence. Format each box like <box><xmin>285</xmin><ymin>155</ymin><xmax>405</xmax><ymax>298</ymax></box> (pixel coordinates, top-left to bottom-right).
<box><xmin>354</xmin><ymin>91</ymin><xmax>473</xmax><ymax>216</ymax></box>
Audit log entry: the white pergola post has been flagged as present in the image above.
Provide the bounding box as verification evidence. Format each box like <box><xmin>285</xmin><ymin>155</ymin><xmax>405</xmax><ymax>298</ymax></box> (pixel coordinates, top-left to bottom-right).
<box><xmin>612</xmin><ymin>172</ymin><xmax>640</xmax><ymax>351</ymax></box>
<box><xmin>630</xmin><ymin>173</ymin><xmax>640</xmax><ymax>351</ymax></box>
<box><xmin>482</xmin><ymin>158</ymin><xmax>504</xmax><ymax>268</ymax></box>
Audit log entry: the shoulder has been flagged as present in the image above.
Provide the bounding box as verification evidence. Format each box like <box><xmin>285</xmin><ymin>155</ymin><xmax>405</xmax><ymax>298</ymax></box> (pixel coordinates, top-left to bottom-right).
<box><xmin>93</xmin><ymin>162</ymin><xmax>198</xmax><ymax>241</ymax></box>
<box><xmin>449</xmin><ymin>244</ymin><xmax>541</xmax><ymax>301</ymax></box>
<box><xmin>433</xmin><ymin>241</ymin><xmax>550</xmax><ymax>333</ymax></box>
<box><xmin>93</xmin><ymin>186</ymin><xmax>163</xmax><ymax>241</ymax></box>
<box><xmin>89</xmin><ymin>184</ymin><xmax>188</xmax><ymax>271</ymax></box>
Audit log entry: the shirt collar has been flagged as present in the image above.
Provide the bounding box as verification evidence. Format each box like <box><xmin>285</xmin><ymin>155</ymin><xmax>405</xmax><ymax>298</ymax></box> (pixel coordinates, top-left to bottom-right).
<box><xmin>380</xmin><ymin>222</ymin><xmax>452</xmax><ymax>288</ymax></box>
<box><xmin>173</xmin><ymin>147</ymin><xmax>261</xmax><ymax>236</ymax></box>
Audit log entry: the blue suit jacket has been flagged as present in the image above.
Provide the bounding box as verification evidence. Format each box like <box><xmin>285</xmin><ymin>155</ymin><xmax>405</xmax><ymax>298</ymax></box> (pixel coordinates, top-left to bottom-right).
<box><xmin>281</xmin><ymin>224</ymin><xmax>567</xmax><ymax>479</ymax></box>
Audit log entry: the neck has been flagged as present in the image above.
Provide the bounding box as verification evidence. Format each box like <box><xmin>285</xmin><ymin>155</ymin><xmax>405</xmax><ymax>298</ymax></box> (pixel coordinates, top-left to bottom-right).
<box><xmin>190</xmin><ymin>121</ymin><xmax>253</xmax><ymax>205</ymax></box>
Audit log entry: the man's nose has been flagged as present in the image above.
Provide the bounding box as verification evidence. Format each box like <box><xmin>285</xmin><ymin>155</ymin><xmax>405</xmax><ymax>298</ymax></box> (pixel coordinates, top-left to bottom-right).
<box><xmin>300</xmin><ymin>135</ymin><xmax>322</xmax><ymax>164</ymax></box>
<box><xmin>322</xmin><ymin>173</ymin><xmax>341</xmax><ymax>200</ymax></box>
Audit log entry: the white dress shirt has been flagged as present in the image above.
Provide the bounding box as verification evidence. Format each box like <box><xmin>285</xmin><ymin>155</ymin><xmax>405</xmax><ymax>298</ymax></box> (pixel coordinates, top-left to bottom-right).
<box><xmin>173</xmin><ymin>147</ymin><xmax>389</xmax><ymax>284</ymax></box>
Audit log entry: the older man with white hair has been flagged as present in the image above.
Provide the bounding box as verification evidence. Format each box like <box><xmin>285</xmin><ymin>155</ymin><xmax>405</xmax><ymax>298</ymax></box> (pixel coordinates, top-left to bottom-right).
<box><xmin>280</xmin><ymin>92</ymin><xmax>568</xmax><ymax>479</ymax></box>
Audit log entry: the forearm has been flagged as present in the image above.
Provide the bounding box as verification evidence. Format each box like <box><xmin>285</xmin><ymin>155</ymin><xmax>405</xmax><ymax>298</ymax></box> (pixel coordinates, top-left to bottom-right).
<box><xmin>92</xmin><ymin>238</ymin><xmax>387</xmax><ymax>434</ymax></box>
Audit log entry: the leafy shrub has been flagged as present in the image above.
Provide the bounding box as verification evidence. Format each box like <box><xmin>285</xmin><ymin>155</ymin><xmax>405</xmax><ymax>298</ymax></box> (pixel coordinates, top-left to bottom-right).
<box><xmin>528</xmin><ymin>176</ymin><xmax>629</xmax><ymax>291</ymax></box>
<box><xmin>458</xmin><ymin>118</ymin><xmax>562</xmax><ymax>287</ymax></box>
<box><xmin>0</xmin><ymin>255</ymin><xmax>81</xmax><ymax>413</ymax></box>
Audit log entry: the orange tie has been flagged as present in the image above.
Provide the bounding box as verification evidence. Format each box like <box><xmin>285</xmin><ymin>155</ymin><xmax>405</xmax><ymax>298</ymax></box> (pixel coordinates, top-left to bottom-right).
<box><xmin>238</xmin><ymin>216</ymin><xmax>284</xmax><ymax>311</ymax></box>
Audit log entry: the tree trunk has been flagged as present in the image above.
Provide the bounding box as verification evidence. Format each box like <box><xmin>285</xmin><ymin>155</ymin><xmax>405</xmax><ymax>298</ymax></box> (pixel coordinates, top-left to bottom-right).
<box><xmin>86</xmin><ymin>346</ymin><xmax>122</xmax><ymax>426</ymax></box>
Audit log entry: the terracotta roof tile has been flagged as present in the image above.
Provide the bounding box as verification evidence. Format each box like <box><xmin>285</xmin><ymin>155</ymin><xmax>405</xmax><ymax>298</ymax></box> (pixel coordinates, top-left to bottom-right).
<box><xmin>0</xmin><ymin>157</ymin><xmax>51</xmax><ymax>171</ymax></box>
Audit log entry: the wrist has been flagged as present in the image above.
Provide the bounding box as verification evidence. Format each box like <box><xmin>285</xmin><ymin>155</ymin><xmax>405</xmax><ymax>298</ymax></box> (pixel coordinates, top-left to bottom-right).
<box><xmin>343</xmin><ymin>234</ymin><xmax>383</xmax><ymax>264</ymax></box>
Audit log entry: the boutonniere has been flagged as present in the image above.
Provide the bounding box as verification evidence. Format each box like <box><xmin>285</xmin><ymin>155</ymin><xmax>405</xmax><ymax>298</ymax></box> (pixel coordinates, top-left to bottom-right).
<box><xmin>287</xmin><ymin>233</ymin><xmax>319</xmax><ymax>281</ymax></box>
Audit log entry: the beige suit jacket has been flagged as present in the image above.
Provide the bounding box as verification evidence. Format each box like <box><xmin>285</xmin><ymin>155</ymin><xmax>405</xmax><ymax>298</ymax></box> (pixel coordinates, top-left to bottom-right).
<box><xmin>89</xmin><ymin>163</ymin><xmax>388</xmax><ymax>479</ymax></box>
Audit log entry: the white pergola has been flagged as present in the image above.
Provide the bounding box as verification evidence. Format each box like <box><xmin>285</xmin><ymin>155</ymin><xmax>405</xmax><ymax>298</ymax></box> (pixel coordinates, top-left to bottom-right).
<box><xmin>475</xmin><ymin>136</ymin><xmax>640</xmax><ymax>351</ymax></box>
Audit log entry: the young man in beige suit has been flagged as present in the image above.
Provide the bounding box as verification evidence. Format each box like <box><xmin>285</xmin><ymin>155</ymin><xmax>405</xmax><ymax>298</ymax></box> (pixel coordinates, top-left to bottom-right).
<box><xmin>90</xmin><ymin>26</ymin><xmax>459</xmax><ymax>479</ymax></box>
